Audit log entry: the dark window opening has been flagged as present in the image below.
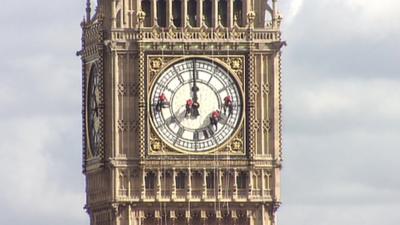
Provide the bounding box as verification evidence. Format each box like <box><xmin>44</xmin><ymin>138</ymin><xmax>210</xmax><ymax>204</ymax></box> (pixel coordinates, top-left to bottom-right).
<box><xmin>206</xmin><ymin>172</ymin><xmax>215</xmax><ymax>189</ymax></box>
<box><xmin>233</xmin><ymin>0</ymin><xmax>243</xmax><ymax>26</ymax></box>
<box><xmin>203</xmin><ymin>0</ymin><xmax>212</xmax><ymax>27</ymax></box>
<box><xmin>172</xmin><ymin>0</ymin><xmax>182</xmax><ymax>27</ymax></box>
<box><xmin>141</xmin><ymin>0</ymin><xmax>151</xmax><ymax>27</ymax></box>
<box><xmin>218</xmin><ymin>0</ymin><xmax>228</xmax><ymax>27</ymax></box>
<box><xmin>116</xmin><ymin>10</ymin><xmax>122</xmax><ymax>28</ymax></box>
<box><xmin>145</xmin><ymin>172</ymin><xmax>156</xmax><ymax>189</ymax></box>
<box><xmin>237</xmin><ymin>172</ymin><xmax>247</xmax><ymax>189</ymax></box>
<box><xmin>176</xmin><ymin>172</ymin><xmax>186</xmax><ymax>189</ymax></box>
<box><xmin>157</xmin><ymin>0</ymin><xmax>167</xmax><ymax>27</ymax></box>
<box><xmin>188</xmin><ymin>0</ymin><xmax>197</xmax><ymax>26</ymax></box>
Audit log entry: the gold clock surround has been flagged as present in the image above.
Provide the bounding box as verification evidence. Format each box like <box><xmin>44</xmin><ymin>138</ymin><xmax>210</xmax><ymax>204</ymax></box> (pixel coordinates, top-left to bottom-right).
<box><xmin>146</xmin><ymin>55</ymin><xmax>246</xmax><ymax>156</ymax></box>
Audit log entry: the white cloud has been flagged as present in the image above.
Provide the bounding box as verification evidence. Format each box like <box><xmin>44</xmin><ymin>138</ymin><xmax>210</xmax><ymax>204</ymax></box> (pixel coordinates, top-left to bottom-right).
<box><xmin>283</xmin><ymin>0</ymin><xmax>400</xmax><ymax>43</ymax></box>
<box><xmin>285</xmin><ymin>0</ymin><xmax>304</xmax><ymax>24</ymax></box>
<box><xmin>0</xmin><ymin>116</ymin><xmax>86</xmax><ymax>224</ymax></box>
<box><xmin>279</xmin><ymin>204</ymin><xmax>400</xmax><ymax>225</ymax></box>
<box><xmin>298</xmin><ymin>77</ymin><xmax>400</xmax><ymax>119</ymax></box>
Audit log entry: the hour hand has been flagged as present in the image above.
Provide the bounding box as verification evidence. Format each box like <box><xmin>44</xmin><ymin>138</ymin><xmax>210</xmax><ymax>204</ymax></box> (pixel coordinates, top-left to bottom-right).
<box><xmin>192</xmin><ymin>60</ymin><xmax>199</xmax><ymax>102</ymax></box>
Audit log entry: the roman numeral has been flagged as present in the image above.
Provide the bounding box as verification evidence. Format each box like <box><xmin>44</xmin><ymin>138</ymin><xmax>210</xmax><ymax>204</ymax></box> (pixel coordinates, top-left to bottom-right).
<box><xmin>174</xmin><ymin>127</ymin><xmax>184</xmax><ymax>144</ymax></box>
<box><xmin>193</xmin><ymin>131</ymin><xmax>199</xmax><ymax>141</ymax></box>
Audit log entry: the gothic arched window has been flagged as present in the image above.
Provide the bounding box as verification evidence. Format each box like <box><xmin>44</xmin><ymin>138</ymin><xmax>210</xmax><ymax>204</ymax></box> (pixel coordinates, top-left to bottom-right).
<box><xmin>233</xmin><ymin>0</ymin><xmax>243</xmax><ymax>26</ymax></box>
<box><xmin>145</xmin><ymin>171</ymin><xmax>156</xmax><ymax>189</ymax></box>
<box><xmin>203</xmin><ymin>0</ymin><xmax>212</xmax><ymax>27</ymax></box>
<box><xmin>206</xmin><ymin>171</ymin><xmax>215</xmax><ymax>189</ymax></box>
<box><xmin>176</xmin><ymin>172</ymin><xmax>186</xmax><ymax>189</ymax></box>
<box><xmin>172</xmin><ymin>0</ymin><xmax>182</xmax><ymax>27</ymax></box>
<box><xmin>237</xmin><ymin>171</ymin><xmax>247</xmax><ymax>189</ymax></box>
<box><xmin>187</xmin><ymin>0</ymin><xmax>197</xmax><ymax>27</ymax></box>
<box><xmin>157</xmin><ymin>0</ymin><xmax>167</xmax><ymax>27</ymax></box>
<box><xmin>218</xmin><ymin>0</ymin><xmax>228</xmax><ymax>27</ymax></box>
<box><xmin>141</xmin><ymin>0</ymin><xmax>151</xmax><ymax>27</ymax></box>
<box><xmin>116</xmin><ymin>10</ymin><xmax>122</xmax><ymax>28</ymax></box>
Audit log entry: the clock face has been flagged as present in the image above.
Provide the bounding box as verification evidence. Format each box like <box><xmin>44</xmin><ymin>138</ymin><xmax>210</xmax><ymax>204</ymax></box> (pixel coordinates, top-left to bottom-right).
<box><xmin>87</xmin><ymin>65</ymin><xmax>101</xmax><ymax>157</ymax></box>
<box><xmin>150</xmin><ymin>58</ymin><xmax>243</xmax><ymax>153</ymax></box>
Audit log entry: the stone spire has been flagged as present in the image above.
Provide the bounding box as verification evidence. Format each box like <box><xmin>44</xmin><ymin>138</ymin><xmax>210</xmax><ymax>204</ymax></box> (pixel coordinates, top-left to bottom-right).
<box><xmin>86</xmin><ymin>0</ymin><xmax>91</xmax><ymax>22</ymax></box>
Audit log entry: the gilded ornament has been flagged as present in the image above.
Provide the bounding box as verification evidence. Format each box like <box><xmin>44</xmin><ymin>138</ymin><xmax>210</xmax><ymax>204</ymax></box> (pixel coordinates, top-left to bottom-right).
<box><xmin>230</xmin><ymin>58</ymin><xmax>242</xmax><ymax>70</ymax></box>
<box><xmin>151</xmin><ymin>138</ymin><xmax>162</xmax><ymax>151</ymax></box>
<box><xmin>231</xmin><ymin>139</ymin><xmax>243</xmax><ymax>152</ymax></box>
<box><xmin>150</xmin><ymin>58</ymin><xmax>163</xmax><ymax>70</ymax></box>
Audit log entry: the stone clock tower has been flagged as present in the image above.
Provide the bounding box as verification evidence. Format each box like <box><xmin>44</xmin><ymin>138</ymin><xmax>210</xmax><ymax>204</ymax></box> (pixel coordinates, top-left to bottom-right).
<box><xmin>79</xmin><ymin>0</ymin><xmax>284</xmax><ymax>225</ymax></box>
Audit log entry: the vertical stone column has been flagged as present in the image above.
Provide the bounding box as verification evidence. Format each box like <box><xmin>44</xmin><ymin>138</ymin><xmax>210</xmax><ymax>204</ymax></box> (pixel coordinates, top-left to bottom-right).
<box><xmin>248</xmin><ymin>169</ymin><xmax>253</xmax><ymax>200</ymax></box>
<box><xmin>139</xmin><ymin>210</ymin><xmax>145</xmax><ymax>225</ymax></box>
<box><xmin>127</xmin><ymin>170</ymin><xmax>131</xmax><ymax>198</ymax></box>
<box><xmin>123</xmin><ymin>0</ymin><xmax>128</xmax><ymax>26</ymax></box>
<box><xmin>202</xmin><ymin>168</ymin><xmax>207</xmax><ymax>199</ymax></box>
<box><xmin>197</xmin><ymin>0</ymin><xmax>203</xmax><ymax>27</ymax></box>
<box><xmin>112</xmin><ymin>0</ymin><xmax>117</xmax><ymax>28</ymax></box>
<box><xmin>172</xmin><ymin>168</ymin><xmax>177</xmax><ymax>198</ymax></box>
<box><xmin>244</xmin><ymin>0</ymin><xmax>252</xmax><ymax>26</ymax></box>
<box><xmin>157</xmin><ymin>169</ymin><xmax>162</xmax><ymax>200</ymax></box>
<box><xmin>212</xmin><ymin>0</ymin><xmax>218</xmax><ymax>27</ymax></box>
<box><xmin>141</xmin><ymin>168</ymin><xmax>146</xmax><ymax>199</ymax></box>
<box><xmin>266</xmin><ymin>172</ymin><xmax>271</xmax><ymax>192</ymax></box>
<box><xmin>247</xmin><ymin>210</ymin><xmax>254</xmax><ymax>225</ymax></box>
<box><xmin>228</xmin><ymin>0</ymin><xmax>234</xmax><ymax>27</ymax></box>
<box><xmin>218</xmin><ymin>169</ymin><xmax>223</xmax><ymax>199</ymax></box>
<box><xmin>151</xmin><ymin>0</ymin><xmax>157</xmax><ymax>26</ymax></box>
<box><xmin>272</xmin><ymin>0</ymin><xmax>277</xmax><ymax>18</ymax></box>
<box><xmin>167</xmin><ymin>0</ymin><xmax>174</xmax><ymax>27</ymax></box>
<box><xmin>187</xmin><ymin>168</ymin><xmax>192</xmax><ymax>199</ymax></box>
<box><xmin>182</xmin><ymin>0</ymin><xmax>188</xmax><ymax>27</ymax></box>
<box><xmin>167</xmin><ymin>0</ymin><xmax>173</xmax><ymax>27</ymax></box>
<box><xmin>261</xmin><ymin>169</ymin><xmax>265</xmax><ymax>198</ymax></box>
<box><xmin>233</xmin><ymin>168</ymin><xmax>238</xmax><ymax>199</ymax></box>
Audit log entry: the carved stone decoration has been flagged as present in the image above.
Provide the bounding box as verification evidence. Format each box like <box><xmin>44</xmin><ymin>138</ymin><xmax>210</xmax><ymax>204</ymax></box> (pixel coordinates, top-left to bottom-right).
<box><xmin>253</xmin><ymin>119</ymin><xmax>261</xmax><ymax>132</ymax></box>
<box><xmin>117</xmin><ymin>82</ymin><xmax>140</xmax><ymax>97</ymax></box>
<box><xmin>231</xmin><ymin>138</ymin><xmax>244</xmax><ymax>152</ymax></box>
<box><xmin>263</xmin><ymin>120</ymin><xmax>271</xmax><ymax>133</ymax></box>
<box><xmin>263</xmin><ymin>83</ymin><xmax>270</xmax><ymax>95</ymax></box>
<box><xmin>247</xmin><ymin>53</ymin><xmax>256</xmax><ymax>159</ymax></box>
<box><xmin>167</xmin><ymin>28</ymin><xmax>176</xmax><ymax>39</ymax></box>
<box><xmin>138</xmin><ymin>48</ymin><xmax>146</xmax><ymax>160</ymax></box>
<box><xmin>117</xmin><ymin>120</ymin><xmax>139</xmax><ymax>133</ymax></box>
<box><xmin>215</xmin><ymin>26</ymin><xmax>226</xmax><ymax>39</ymax></box>
<box><xmin>247</xmin><ymin>11</ymin><xmax>256</xmax><ymax>28</ymax></box>
<box><xmin>152</xmin><ymin>27</ymin><xmax>160</xmax><ymax>39</ymax></box>
<box><xmin>150</xmin><ymin>57</ymin><xmax>163</xmax><ymax>70</ymax></box>
<box><xmin>199</xmin><ymin>26</ymin><xmax>209</xmax><ymax>39</ymax></box>
<box><xmin>253</xmin><ymin>83</ymin><xmax>260</xmax><ymax>95</ymax></box>
<box><xmin>184</xmin><ymin>26</ymin><xmax>193</xmax><ymax>39</ymax></box>
<box><xmin>149</xmin><ymin>131</ymin><xmax>164</xmax><ymax>152</ymax></box>
<box><xmin>148</xmin><ymin>128</ymin><xmax>179</xmax><ymax>154</ymax></box>
<box><xmin>148</xmin><ymin>56</ymin><xmax>175</xmax><ymax>84</ymax></box>
<box><xmin>219</xmin><ymin>57</ymin><xmax>245</xmax><ymax>82</ymax></box>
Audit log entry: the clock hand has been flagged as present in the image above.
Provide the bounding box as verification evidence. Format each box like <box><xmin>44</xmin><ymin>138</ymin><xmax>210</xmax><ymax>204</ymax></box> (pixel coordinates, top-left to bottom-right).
<box><xmin>192</xmin><ymin>59</ymin><xmax>199</xmax><ymax>102</ymax></box>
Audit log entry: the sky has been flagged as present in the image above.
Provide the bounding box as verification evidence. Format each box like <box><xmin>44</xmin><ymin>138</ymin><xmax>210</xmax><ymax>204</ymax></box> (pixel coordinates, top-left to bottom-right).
<box><xmin>0</xmin><ymin>0</ymin><xmax>399</xmax><ymax>225</ymax></box>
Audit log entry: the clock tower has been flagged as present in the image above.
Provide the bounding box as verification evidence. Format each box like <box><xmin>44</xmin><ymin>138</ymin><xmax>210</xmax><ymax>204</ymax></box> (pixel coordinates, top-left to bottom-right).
<box><xmin>80</xmin><ymin>0</ymin><xmax>284</xmax><ymax>225</ymax></box>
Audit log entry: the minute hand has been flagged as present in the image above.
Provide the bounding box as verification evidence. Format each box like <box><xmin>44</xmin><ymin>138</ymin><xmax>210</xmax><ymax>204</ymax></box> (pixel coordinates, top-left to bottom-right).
<box><xmin>192</xmin><ymin>60</ymin><xmax>199</xmax><ymax>102</ymax></box>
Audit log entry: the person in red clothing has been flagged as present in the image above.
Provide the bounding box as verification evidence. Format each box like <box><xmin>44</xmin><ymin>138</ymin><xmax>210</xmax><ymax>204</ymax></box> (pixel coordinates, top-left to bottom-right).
<box><xmin>223</xmin><ymin>95</ymin><xmax>233</xmax><ymax>115</ymax></box>
<box><xmin>185</xmin><ymin>99</ymin><xmax>193</xmax><ymax>117</ymax></box>
<box><xmin>156</xmin><ymin>93</ymin><xmax>167</xmax><ymax>112</ymax></box>
<box><xmin>210</xmin><ymin>110</ymin><xmax>221</xmax><ymax>130</ymax></box>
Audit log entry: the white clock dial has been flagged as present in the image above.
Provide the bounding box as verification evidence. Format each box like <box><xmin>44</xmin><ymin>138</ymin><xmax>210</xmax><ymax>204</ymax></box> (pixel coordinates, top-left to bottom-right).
<box><xmin>87</xmin><ymin>65</ymin><xmax>101</xmax><ymax>157</ymax></box>
<box><xmin>150</xmin><ymin>58</ymin><xmax>243</xmax><ymax>152</ymax></box>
